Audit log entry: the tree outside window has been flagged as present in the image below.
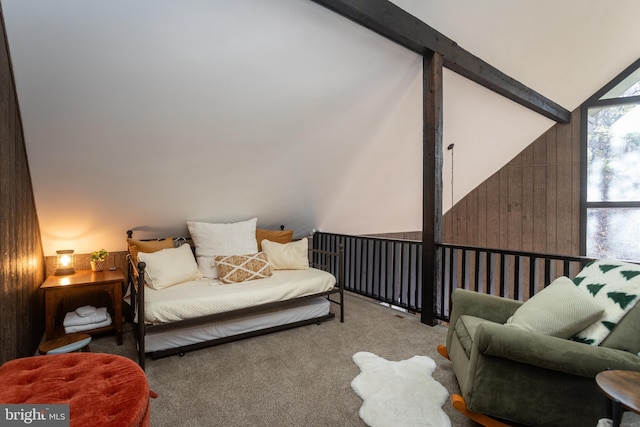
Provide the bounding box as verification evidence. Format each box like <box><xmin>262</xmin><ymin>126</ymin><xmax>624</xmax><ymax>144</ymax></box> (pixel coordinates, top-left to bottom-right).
<box><xmin>585</xmin><ymin>67</ymin><xmax>640</xmax><ymax>261</ymax></box>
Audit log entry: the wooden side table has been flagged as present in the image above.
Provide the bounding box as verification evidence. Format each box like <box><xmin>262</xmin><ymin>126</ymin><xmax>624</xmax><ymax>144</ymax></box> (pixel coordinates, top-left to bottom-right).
<box><xmin>41</xmin><ymin>269</ymin><xmax>124</xmax><ymax>344</ymax></box>
<box><xmin>596</xmin><ymin>370</ymin><xmax>640</xmax><ymax>427</ymax></box>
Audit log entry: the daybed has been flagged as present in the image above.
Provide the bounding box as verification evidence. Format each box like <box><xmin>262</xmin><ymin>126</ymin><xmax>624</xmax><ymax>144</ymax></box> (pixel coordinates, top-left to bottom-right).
<box><xmin>126</xmin><ymin>219</ymin><xmax>344</xmax><ymax>370</ymax></box>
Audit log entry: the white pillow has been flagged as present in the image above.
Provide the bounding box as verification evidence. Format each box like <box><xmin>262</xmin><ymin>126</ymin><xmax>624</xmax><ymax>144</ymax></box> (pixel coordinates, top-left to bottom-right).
<box><xmin>187</xmin><ymin>217</ymin><xmax>258</xmax><ymax>278</ymax></box>
<box><xmin>137</xmin><ymin>244</ymin><xmax>203</xmax><ymax>290</ymax></box>
<box><xmin>261</xmin><ymin>238</ymin><xmax>309</xmax><ymax>270</ymax></box>
<box><xmin>505</xmin><ymin>276</ymin><xmax>604</xmax><ymax>339</ymax></box>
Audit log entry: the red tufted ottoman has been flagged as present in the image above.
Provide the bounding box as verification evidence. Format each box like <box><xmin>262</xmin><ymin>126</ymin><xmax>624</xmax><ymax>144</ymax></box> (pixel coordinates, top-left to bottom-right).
<box><xmin>0</xmin><ymin>353</ymin><xmax>151</xmax><ymax>427</ymax></box>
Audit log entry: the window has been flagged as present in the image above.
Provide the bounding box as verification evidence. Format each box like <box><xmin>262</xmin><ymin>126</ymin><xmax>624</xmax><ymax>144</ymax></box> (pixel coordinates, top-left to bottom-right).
<box><xmin>583</xmin><ymin>59</ymin><xmax>640</xmax><ymax>261</ymax></box>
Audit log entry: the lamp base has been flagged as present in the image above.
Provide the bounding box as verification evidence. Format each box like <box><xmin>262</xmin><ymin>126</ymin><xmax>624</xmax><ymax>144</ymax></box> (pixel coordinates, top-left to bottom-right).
<box><xmin>55</xmin><ymin>268</ymin><xmax>75</xmax><ymax>276</ymax></box>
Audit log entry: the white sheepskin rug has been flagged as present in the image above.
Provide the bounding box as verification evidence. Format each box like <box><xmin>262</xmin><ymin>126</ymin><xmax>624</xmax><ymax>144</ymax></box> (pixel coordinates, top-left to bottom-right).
<box><xmin>351</xmin><ymin>351</ymin><xmax>451</xmax><ymax>427</ymax></box>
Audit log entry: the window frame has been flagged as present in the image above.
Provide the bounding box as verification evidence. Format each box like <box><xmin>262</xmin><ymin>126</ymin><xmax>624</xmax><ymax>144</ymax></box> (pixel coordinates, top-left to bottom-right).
<box><xmin>580</xmin><ymin>57</ymin><xmax>640</xmax><ymax>256</ymax></box>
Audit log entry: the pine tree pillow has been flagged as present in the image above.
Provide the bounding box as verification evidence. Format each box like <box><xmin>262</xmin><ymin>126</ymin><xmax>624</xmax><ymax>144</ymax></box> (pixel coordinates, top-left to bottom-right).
<box><xmin>572</xmin><ymin>260</ymin><xmax>640</xmax><ymax>345</ymax></box>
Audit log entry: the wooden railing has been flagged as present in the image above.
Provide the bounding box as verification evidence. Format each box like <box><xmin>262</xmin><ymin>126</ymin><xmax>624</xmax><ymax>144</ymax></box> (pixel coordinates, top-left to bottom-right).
<box><xmin>313</xmin><ymin>232</ymin><xmax>602</xmax><ymax>324</ymax></box>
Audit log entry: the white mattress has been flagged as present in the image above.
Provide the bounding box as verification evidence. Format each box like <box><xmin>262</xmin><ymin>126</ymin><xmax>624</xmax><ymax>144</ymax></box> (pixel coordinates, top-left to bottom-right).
<box><xmin>144</xmin><ymin>297</ymin><xmax>331</xmax><ymax>352</ymax></box>
<box><xmin>143</xmin><ymin>268</ymin><xmax>336</xmax><ymax>324</ymax></box>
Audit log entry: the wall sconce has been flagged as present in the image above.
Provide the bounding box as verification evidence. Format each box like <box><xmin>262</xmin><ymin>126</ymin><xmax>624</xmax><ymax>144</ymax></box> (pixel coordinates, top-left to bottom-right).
<box><xmin>55</xmin><ymin>249</ymin><xmax>75</xmax><ymax>276</ymax></box>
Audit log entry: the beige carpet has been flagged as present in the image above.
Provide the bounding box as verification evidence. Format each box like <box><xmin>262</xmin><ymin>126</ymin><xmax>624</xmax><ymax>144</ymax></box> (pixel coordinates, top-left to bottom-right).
<box><xmin>89</xmin><ymin>292</ymin><xmax>640</xmax><ymax>427</ymax></box>
<box><xmin>90</xmin><ymin>292</ymin><xmax>474</xmax><ymax>426</ymax></box>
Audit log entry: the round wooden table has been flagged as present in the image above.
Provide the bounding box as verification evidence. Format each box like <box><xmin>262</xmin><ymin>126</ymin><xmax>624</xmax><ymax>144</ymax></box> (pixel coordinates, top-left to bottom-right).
<box><xmin>596</xmin><ymin>370</ymin><xmax>640</xmax><ymax>427</ymax></box>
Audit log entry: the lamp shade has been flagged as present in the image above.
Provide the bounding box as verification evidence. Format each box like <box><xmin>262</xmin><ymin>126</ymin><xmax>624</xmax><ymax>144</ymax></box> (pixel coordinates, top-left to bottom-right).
<box><xmin>55</xmin><ymin>249</ymin><xmax>75</xmax><ymax>276</ymax></box>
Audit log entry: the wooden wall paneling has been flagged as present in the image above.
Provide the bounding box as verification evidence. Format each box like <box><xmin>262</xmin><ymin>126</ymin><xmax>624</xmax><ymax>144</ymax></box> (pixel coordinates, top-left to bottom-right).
<box><xmin>507</xmin><ymin>166</ymin><xmax>523</xmax><ymax>250</ymax></box>
<box><xmin>557</xmin><ymin>113</ymin><xmax>577</xmax><ymax>255</ymax></box>
<box><xmin>556</xmin><ymin>160</ymin><xmax>573</xmax><ymax>255</ymax></box>
<box><xmin>0</xmin><ymin>17</ymin><xmax>16</xmax><ymax>360</ymax></box>
<box><xmin>476</xmin><ymin>182</ymin><xmax>487</xmax><ymax>247</ymax></box>
<box><xmin>467</xmin><ymin>188</ymin><xmax>479</xmax><ymax>246</ymax></box>
<box><xmin>15</xmin><ymin>115</ymin><xmax>25</xmax><ymax>354</ymax></box>
<box><xmin>485</xmin><ymin>173</ymin><xmax>501</xmax><ymax>248</ymax></box>
<box><xmin>545</xmin><ymin>125</ymin><xmax>558</xmax><ymax>253</ymax></box>
<box><xmin>546</xmin><ymin>126</ymin><xmax>558</xmax><ymax>164</ymax></box>
<box><xmin>442</xmin><ymin>107</ymin><xmax>582</xmax><ymax>285</ymax></box>
<box><xmin>532</xmin><ymin>165</ymin><xmax>548</xmax><ymax>252</ymax></box>
<box><xmin>442</xmin><ymin>206</ymin><xmax>452</xmax><ymax>242</ymax></box>
<box><xmin>455</xmin><ymin>196</ymin><xmax>467</xmax><ymax>243</ymax></box>
<box><xmin>0</xmin><ymin>9</ymin><xmax>46</xmax><ymax>363</ymax></box>
<box><xmin>0</xmin><ymin>105</ymin><xmax>15</xmax><ymax>360</ymax></box>
<box><xmin>520</xmin><ymin>143</ymin><xmax>534</xmax><ymax>165</ymax></box>
<box><xmin>556</xmin><ymin>122</ymin><xmax>572</xmax><ymax>164</ymax></box>
<box><xmin>545</xmin><ymin>164</ymin><xmax>558</xmax><ymax>254</ymax></box>
<box><xmin>521</xmin><ymin>164</ymin><xmax>534</xmax><ymax>251</ymax></box>
<box><xmin>446</xmin><ymin>206</ymin><xmax>458</xmax><ymax>242</ymax></box>
<box><xmin>532</xmin><ymin>135</ymin><xmax>547</xmax><ymax>165</ymax></box>
<box><xmin>520</xmin><ymin>142</ymin><xmax>534</xmax><ymax>252</ymax></box>
<box><xmin>499</xmin><ymin>168</ymin><xmax>509</xmax><ymax>248</ymax></box>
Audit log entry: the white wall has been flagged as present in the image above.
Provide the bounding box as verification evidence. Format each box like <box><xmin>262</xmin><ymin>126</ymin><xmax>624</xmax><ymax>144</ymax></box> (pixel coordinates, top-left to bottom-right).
<box><xmin>3</xmin><ymin>0</ymin><xmax>424</xmax><ymax>254</ymax></box>
<box><xmin>4</xmin><ymin>0</ymin><xmax>640</xmax><ymax>255</ymax></box>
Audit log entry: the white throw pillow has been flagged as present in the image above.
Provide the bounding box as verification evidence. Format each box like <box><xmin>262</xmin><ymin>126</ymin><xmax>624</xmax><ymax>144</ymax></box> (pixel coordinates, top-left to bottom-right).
<box><xmin>261</xmin><ymin>238</ymin><xmax>309</xmax><ymax>270</ymax></box>
<box><xmin>505</xmin><ymin>276</ymin><xmax>604</xmax><ymax>339</ymax></box>
<box><xmin>137</xmin><ymin>243</ymin><xmax>203</xmax><ymax>290</ymax></box>
<box><xmin>187</xmin><ymin>217</ymin><xmax>258</xmax><ymax>278</ymax></box>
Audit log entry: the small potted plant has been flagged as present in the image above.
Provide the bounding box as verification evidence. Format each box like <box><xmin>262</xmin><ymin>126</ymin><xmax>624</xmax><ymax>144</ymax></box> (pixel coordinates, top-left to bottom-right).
<box><xmin>90</xmin><ymin>249</ymin><xmax>109</xmax><ymax>272</ymax></box>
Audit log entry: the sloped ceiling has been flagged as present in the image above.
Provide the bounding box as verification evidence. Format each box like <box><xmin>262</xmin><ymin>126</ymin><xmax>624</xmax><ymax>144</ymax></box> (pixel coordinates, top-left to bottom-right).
<box><xmin>2</xmin><ymin>0</ymin><xmax>640</xmax><ymax>254</ymax></box>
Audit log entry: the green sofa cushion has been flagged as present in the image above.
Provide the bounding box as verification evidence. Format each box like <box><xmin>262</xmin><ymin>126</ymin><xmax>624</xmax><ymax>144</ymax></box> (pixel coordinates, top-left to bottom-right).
<box><xmin>505</xmin><ymin>276</ymin><xmax>604</xmax><ymax>339</ymax></box>
<box><xmin>572</xmin><ymin>260</ymin><xmax>640</xmax><ymax>345</ymax></box>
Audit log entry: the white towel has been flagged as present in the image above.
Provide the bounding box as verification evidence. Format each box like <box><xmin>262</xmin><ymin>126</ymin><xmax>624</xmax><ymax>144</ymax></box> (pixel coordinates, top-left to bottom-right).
<box><xmin>63</xmin><ymin>307</ymin><xmax>108</xmax><ymax>327</ymax></box>
<box><xmin>75</xmin><ymin>305</ymin><xmax>97</xmax><ymax>317</ymax></box>
<box><xmin>64</xmin><ymin>314</ymin><xmax>112</xmax><ymax>334</ymax></box>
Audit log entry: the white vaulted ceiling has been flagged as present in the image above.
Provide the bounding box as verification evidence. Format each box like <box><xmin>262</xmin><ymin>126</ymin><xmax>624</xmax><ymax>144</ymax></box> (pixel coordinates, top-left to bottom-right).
<box><xmin>2</xmin><ymin>0</ymin><xmax>640</xmax><ymax>254</ymax></box>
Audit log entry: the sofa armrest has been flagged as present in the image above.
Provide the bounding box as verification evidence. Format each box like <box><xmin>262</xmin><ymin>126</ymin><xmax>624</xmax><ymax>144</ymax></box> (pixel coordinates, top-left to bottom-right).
<box><xmin>446</xmin><ymin>289</ymin><xmax>522</xmax><ymax>349</ymax></box>
<box><xmin>475</xmin><ymin>322</ymin><xmax>640</xmax><ymax>377</ymax></box>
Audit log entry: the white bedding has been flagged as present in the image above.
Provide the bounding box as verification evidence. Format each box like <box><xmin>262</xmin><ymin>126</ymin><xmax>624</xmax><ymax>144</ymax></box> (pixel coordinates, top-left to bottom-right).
<box><xmin>144</xmin><ymin>297</ymin><xmax>330</xmax><ymax>352</ymax></box>
<box><xmin>144</xmin><ymin>267</ymin><xmax>336</xmax><ymax>324</ymax></box>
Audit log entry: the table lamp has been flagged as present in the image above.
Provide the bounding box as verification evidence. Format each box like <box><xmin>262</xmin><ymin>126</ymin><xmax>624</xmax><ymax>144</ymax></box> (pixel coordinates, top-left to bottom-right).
<box><xmin>55</xmin><ymin>249</ymin><xmax>75</xmax><ymax>275</ymax></box>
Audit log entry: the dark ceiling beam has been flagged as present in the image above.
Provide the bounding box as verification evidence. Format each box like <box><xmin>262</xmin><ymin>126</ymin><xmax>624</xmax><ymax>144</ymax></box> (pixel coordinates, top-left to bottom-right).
<box><xmin>311</xmin><ymin>0</ymin><xmax>571</xmax><ymax>123</ymax></box>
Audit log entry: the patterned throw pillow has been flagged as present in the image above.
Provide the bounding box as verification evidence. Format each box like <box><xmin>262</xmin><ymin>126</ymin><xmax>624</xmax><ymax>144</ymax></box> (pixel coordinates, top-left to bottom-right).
<box><xmin>213</xmin><ymin>253</ymin><xmax>272</xmax><ymax>284</ymax></box>
<box><xmin>571</xmin><ymin>260</ymin><xmax>640</xmax><ymax>345</ymax></box>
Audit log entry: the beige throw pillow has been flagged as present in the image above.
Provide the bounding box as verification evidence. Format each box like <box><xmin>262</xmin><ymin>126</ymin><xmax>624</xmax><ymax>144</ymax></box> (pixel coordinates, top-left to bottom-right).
<box><xmin>127</xmin><ymin>237</ymin><xmax>174</xmax><ymax>264</ymax></box>
<box><xmin>261</xmin><ymin>238</ymin><xmax>309</xmax><ymax>270</ymax></box>
<box><xmin>137</xmin><ymin>244</ymin><xmax>203</xmax><ymax>290</ymax></box>
<box><xmin>505</xmin><ymin>276</ymin><xmax>604</xmax><ymax>339</ymax></box>
<box><xmin>256</xmin><ymin>228</ymin><xmax>294</xmax><ymax>251</ymax></box>
<box><xmin>213</xmin><ymin>253</ymin><xmax>272</xmax><ymax>284</ymax></box>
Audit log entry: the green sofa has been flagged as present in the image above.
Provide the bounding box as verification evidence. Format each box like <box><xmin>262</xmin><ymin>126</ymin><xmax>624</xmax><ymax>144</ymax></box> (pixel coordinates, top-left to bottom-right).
<box><xmin>445</xmin><ymin>279</ymin><xmax>640</xmax><ymax>426</ymax></box>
